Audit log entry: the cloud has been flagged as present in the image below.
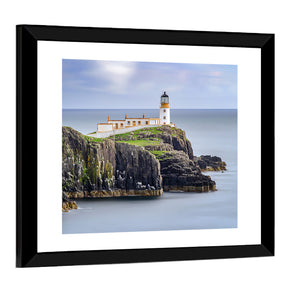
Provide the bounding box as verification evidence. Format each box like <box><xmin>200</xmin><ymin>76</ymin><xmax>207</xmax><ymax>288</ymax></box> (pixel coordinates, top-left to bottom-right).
<box><xmin>63</xmin><ymin>60</ymin><xmax>237</xmax><ymax>109</ymax></box>
<box><xmin>89</xmin><ymin>61</ymin><xmax>137</xmax><ymax>94</ymax></box>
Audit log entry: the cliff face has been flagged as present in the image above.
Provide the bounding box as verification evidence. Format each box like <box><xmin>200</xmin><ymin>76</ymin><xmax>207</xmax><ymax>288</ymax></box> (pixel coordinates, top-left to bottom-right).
<box><xmin>154</xmin><ymin>151</ymin><xmax>216</xmax><ymax>192</ymax></box>
<box><xmin>115</xmin><ymin>126</ymin><xmax>194</xmax><ymax>159</ymax></box>
<box><xmin>193</xmin><ymin>155</ymin><xmax>227</xmax><ymax>171</ymax></box>
<box><xmin>62</xmin><ymin>126</ymin><xmax>224</xmax><ymax>200</ymax></box>
<box><xmin>115</xmin><ymin>142</ymin><xmax>162</xmax><ymax>191</ymax></box>
<box><xmin>113</xmin><ymin>126</ymin><xmax>221</xmax><ymax>192</ymax></box>
<box><xmin>62</xmin><ymin>127</ymin><xmax>116</xmax><ymax>192</ymax></box>
<box><xmin>62</xmin><ymin>127</ymin><xmax>163</xmax><ymax>199</ymax></box>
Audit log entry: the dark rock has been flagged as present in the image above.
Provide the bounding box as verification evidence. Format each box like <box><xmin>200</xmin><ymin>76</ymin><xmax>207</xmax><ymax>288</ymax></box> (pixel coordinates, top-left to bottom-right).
<box><xmin>144</xmin><ymin>143</ymin><xmax>174</xmax><ymax>152</ymax></box>
<box><xmin>62</xmin><ymin>126</ymin><xmax>224</xmax><ymax>201</ymax></box>
<box><xmin>115</xmin><ymin>142</ymin><xmax>162</xmax><ymax>191</ymax></box>
<box><xmin>62</xmin><ymin>127</ymin><xmax>162</xmax><ymax>200</ymax></box>
<box><xmin>158</xmin><ymin>151</ymin><xmax>216</xmax><ymax>191</ymax></box>
<box><xmin>62</xmin><ymin>126</ymin><xmax>116</xmax><ymax>193</ymax></box>
<box><xmin>193</xmin><ymin>155</ymin><xmax>227</xmax><ymax>171</ymax></box>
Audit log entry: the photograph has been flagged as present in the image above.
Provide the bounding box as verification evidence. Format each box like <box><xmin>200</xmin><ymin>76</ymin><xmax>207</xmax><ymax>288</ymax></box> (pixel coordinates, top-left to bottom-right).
<box><xmin>16</xmin><ymin>24</ymin><xmax>274</xmax><ymax>268</ymax></box>
<box><xmin>62</xmin><ymin>59</ymin><xmax>238</xmax><ymax>234</ymax></box>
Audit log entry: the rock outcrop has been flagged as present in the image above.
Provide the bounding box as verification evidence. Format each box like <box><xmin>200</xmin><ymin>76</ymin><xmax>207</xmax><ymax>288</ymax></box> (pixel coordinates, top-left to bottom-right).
<box><xmin>154</xmin><ymin>151</ymin><xmax>216</xmax><ymax>192</ymax></box>
<box><xmin>112</xmin><ymin>126</ymin><xmax>221</xmax><ymax>192</ymax></box>
<box><xmin>62</xmin><ymin>127</ymin><xmax>163</xmax><ymax>200</ymax></box>
<box><xmin>193</xmin><ymin>155</ymin><xmax>227</xmax><ymax>171</ymax></box>
<box><xmin>114</xmin><ymin>126</ymin><xmax>194</xmax><ymax>159</ymax></box>
<box><xmin>62</xmin><ymin>126</ymin><xmax>224</xmax><ymax>203</ymax></box>
<box><xmin>115</xmin><ymin>142</ymin><xmax>162</xmax><ymax>191</ymax></box>
<box><xmin>62</xmin><ymin>200</ymin><xmax>78</xmax><ymax>212</ymax></box>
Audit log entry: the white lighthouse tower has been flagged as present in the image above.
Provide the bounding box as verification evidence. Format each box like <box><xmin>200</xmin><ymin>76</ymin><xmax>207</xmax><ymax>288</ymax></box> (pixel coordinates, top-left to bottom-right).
<box><xmin>160</xmin><ymin>91</ymin><xmax>170</xmax><ymax>125</ymax></box>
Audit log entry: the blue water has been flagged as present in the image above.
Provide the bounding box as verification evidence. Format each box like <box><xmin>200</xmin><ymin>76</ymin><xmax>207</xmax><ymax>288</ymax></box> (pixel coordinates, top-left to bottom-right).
<box><xmin>62</xmin><ymin>109</ymin><xmax>237</xmax><ymax>234</ymax></box>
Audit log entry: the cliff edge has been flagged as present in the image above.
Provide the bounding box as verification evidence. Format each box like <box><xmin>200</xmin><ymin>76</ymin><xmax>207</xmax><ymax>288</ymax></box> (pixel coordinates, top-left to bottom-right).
<box><xmin>62</xmin><ymin>126</ymin><xmax>225</xmax><ymax>204</ymax></box>
<box><xmin>62</xmin><ymin>126</ymin><xmax>163</xmax><ymax>200</ymax></box>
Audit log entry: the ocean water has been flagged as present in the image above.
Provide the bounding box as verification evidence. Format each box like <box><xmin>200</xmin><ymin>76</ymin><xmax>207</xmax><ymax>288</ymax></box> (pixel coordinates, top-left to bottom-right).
<box><xmin>62</xmin><ymin>109</ymin><xmax>237</xmax><ymax>234</ymax></box>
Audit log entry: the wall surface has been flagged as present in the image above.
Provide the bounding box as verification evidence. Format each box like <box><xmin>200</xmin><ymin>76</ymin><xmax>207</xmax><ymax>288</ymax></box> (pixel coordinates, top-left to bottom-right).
<box><xmin>0</xmin><ymin>1</ymin><xmax>298</xmax><ymax>299</ymax></box>
<box><xmin>96</xmin><ymin>124</ymin><xmax>161</xmax><ymax>138</ymax></box>
<box><xmin>97</xmin><ymin>123</ymin><xmax>113</xmax><ymax>132</ymax></box>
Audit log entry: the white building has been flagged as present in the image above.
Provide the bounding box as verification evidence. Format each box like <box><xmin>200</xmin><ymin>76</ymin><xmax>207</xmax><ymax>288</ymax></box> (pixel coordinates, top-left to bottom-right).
<box><xmin>159</xmin><ymin>91</ymin><xmax>170</xmax><ymax>125</ymax></box>
<box><xmin>96</xmin><ymin>92</ymin><xmax>175</xmax><ymax>136</ymax></box>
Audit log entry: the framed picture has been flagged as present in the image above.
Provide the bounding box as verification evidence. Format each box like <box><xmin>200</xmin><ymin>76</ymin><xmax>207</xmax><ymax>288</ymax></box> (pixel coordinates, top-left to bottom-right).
<box><xmin>16</xmin><ymin>25</ymin><xmax>274</xmax><ymax>267</ymax></box>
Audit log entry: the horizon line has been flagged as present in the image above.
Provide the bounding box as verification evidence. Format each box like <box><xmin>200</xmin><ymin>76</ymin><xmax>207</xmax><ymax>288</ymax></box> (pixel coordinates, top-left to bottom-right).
<box><xmin>62</xmin><ymin>108</ymin><xmax>238</xmax><ymax>110</ymax></box>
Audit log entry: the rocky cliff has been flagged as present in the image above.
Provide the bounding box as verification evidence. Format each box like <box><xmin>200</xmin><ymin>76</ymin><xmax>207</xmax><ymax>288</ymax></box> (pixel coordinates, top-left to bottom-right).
<box><xmin>113</xmin><ymin>126</ymin><xmax>225</xmax><ymax>192</ymax></box>
<box><xmin>62</xmin><ymin>126</ymin><xmax>225</xmax><ymax>203</ymax></box>
<box><xmin>62</xmin><ymin>127</ymin><xmax>163</xmax><ymax>201</ymax></box>
<box><xmin>114</xmin><ymin>126</ymin><xmax>194</xmax><ymax>159</ymax></box>
<box><xmin>153</xmin><ymin>151</ymin><xmax>216</xmax><ymax>192</ymax></box>
<box><xmin>193</xmin><ymin>155</ymin><xmax>227</xmax><ymax>172</ymax></box>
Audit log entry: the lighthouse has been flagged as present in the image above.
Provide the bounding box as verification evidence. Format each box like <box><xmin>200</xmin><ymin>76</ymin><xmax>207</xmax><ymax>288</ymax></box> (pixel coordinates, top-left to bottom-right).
<box><xmin>96</xmin><ymin>91</ymin><xmax>174</xmax><ymax>137</ymax></box>
<box><xmin>160</xmin><ymin>91</ymin><xmax>170</xmax><ymax>125</ymax></box>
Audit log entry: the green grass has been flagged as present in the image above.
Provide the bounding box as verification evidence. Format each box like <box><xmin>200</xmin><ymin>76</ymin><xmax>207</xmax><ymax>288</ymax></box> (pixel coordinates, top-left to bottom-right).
<box><xmin>136</xmin><ymin>127</ymin><xmax>163</xmax><ymax>135</ymax></box>
<box><xmin>149</xmin><ymin>150</ymin><xmax>173</xmax><ymax>160</ymax></box>
<box><xmin>117</xmin><ymin>139</ymin><xmax>161</xmax><ymax>147</ymax></box>
<box><xmin>113</xmin><ymin>132</ymin><xmax>131</xmax><ymax>139</ymax></box>
<box><xmin>84</xmin><ymin>135</ymin><xmax>106</xmax><ymax>143</ymax></box>
<box><xmin>83</xmin><ymin>126</ymin><xmax>185</xmax><ymax>146</ymax></box>
<box><xmin>113</xmin><ymin>127</ymin><xmax>164</xmax><ymax>140</ymax></box>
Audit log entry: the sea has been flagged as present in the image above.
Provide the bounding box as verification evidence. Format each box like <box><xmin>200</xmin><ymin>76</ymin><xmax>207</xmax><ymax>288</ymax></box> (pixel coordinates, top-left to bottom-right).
<box><xmin>62</xmin><ymin>109</ymin><xmax>237</xmax><ymax>234</ymax></box>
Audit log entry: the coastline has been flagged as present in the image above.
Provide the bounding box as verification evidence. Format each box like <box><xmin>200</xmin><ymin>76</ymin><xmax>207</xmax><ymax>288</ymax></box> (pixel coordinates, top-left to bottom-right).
<box><xmin>65</xmin><ymin>188</ymin><xmax>164</xmax><ymax>199</ymax></box>
<box><xmin>62</xmin><ymin>125</ymin><xmax>226</xmax><ymax>211</ymax></box>
<box><xmin>62</xmin><ymin>110</ymin><xmax>237</xmax><ymax>232</ymax></box>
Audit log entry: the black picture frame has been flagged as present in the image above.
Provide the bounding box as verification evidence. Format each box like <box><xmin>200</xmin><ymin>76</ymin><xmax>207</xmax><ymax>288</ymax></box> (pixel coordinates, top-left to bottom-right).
<box><xmin>16</xmin><ymin>25</ymin><xmax>274</xmax><ymax>268</ymax></box>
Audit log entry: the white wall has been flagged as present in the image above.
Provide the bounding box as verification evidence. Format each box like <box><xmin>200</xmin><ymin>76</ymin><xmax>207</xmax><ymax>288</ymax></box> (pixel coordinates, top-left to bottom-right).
<box><xmin>160</xmin><ymin>107</ymin><xmax>170</xmax><ymax>124</ymax></box>
<box><xmin>97</xmin><ymin>123</ymin><xmax>113</xmax><ymax>132</ymax></box>
<box><xmin>108</xmin><ymin>120</ymin><xmax>125</xmax><ymax>127</ymax></box>
<box><xmin>1</xmin><ymin>1</ymin><xmax>298</xmax><ymax>299</ymax></box>
<box><xmin>126</xmin><ymin>118</ymin><xmax>150</xmax><ymax>126</ymax></box>
<box><xmin>96</xmin><ymin>124</ymin><xmax>161</xmax><ymax>138</ymax></box>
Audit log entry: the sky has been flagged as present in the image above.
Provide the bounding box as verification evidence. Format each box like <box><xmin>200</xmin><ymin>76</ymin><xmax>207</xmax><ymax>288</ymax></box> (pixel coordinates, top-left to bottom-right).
<box><xmin>62</xmin><ymin>59</ymin><xmax>237</xmax><ymax>109</ymax></box>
